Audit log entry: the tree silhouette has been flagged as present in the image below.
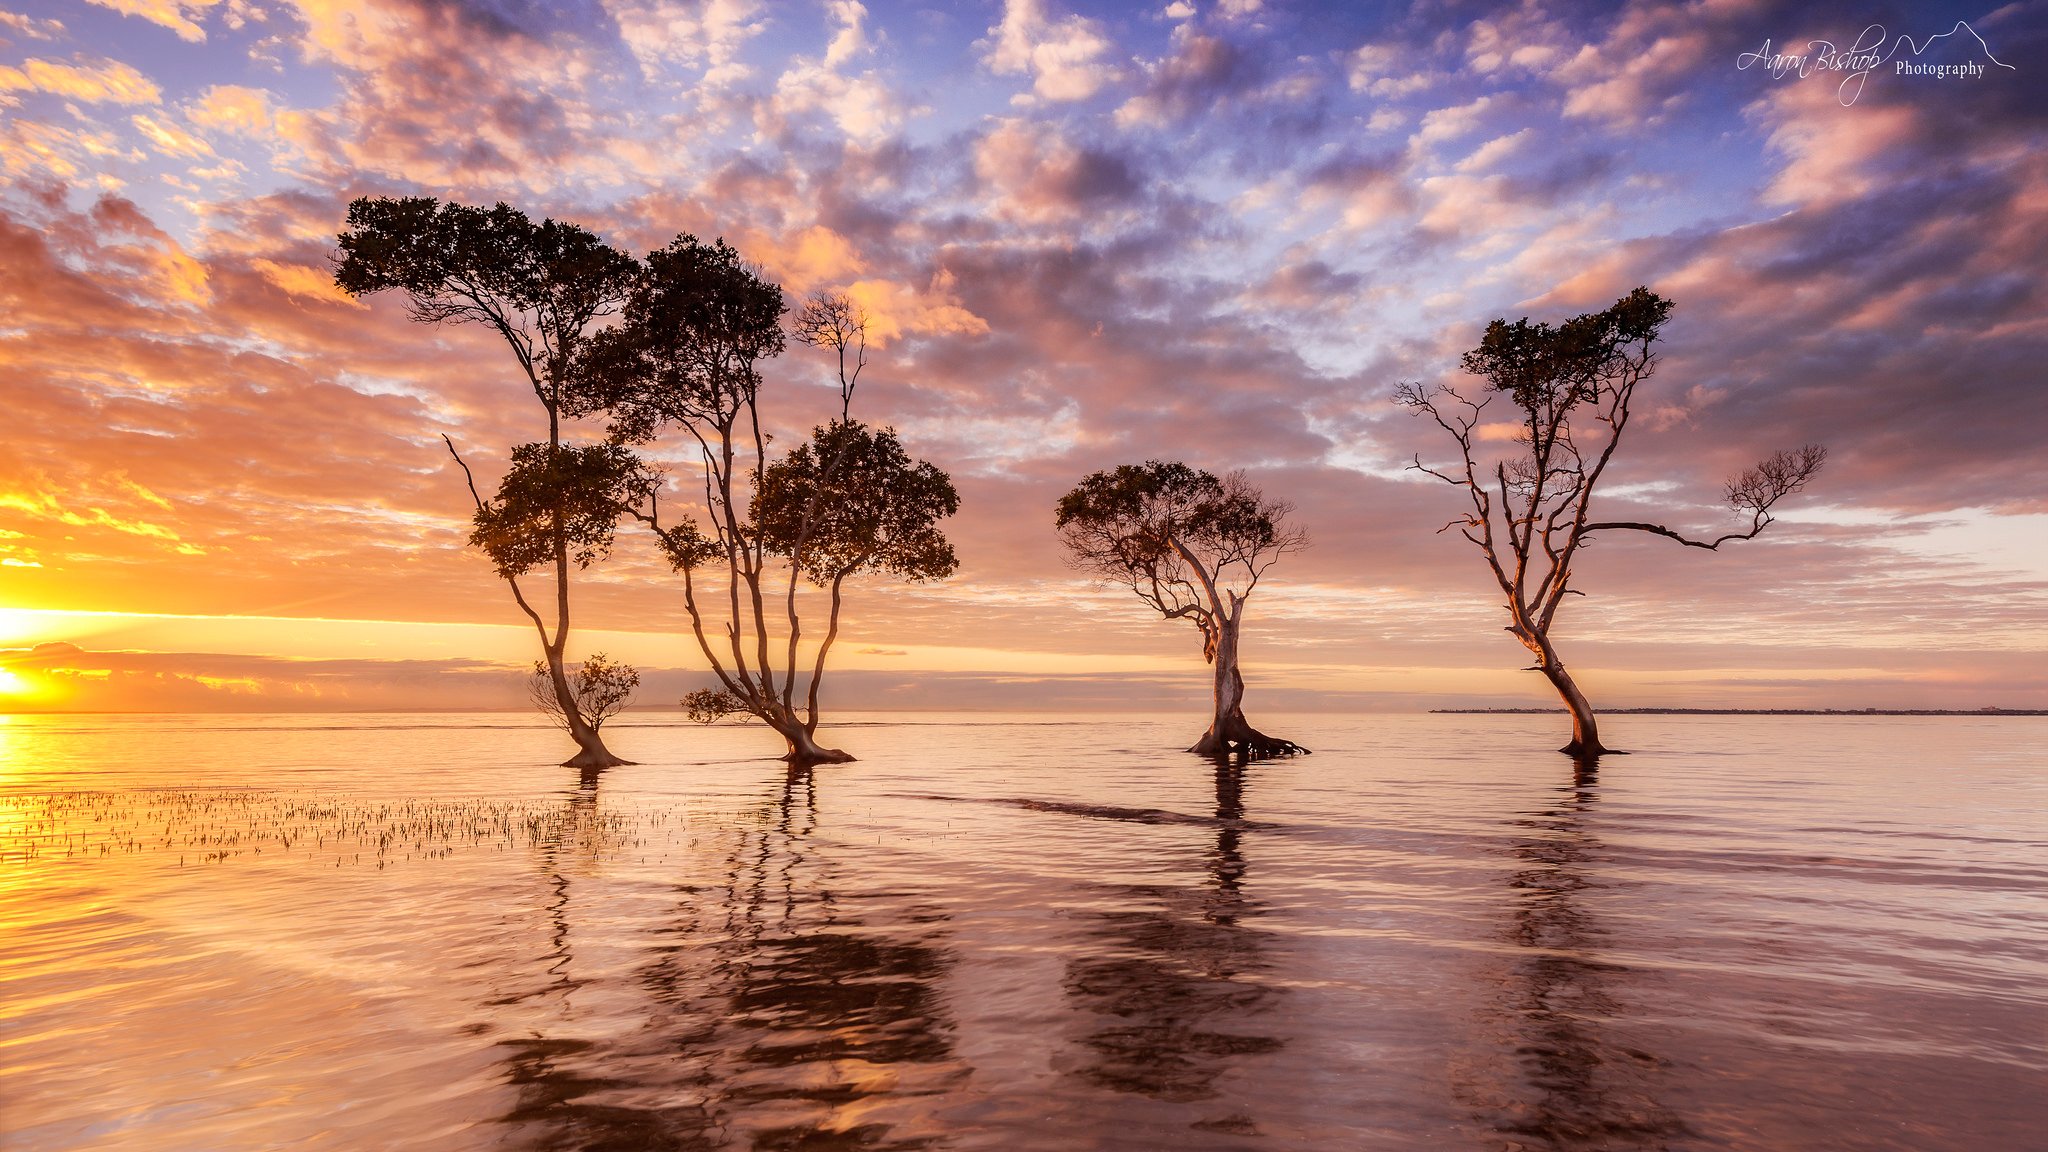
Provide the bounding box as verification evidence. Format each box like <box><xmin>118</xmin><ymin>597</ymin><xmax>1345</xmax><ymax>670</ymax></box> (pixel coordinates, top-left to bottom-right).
<box><xmin>580</xmin><ymin>248</ymin><xmax>959</xmax><ymax>766</ymax></box>
<box><xmin>1397</xmin><ymin>288</ymin><xmax>1825</xmax><ymax>757</ymax></box>
<box><xmin>681</xmin><ymin>688</ymin><xmax>746</xmax><ymax>725</ymax></box>
<box><xmin>335</xmin><ymin>197</ymin><xmax>642</xmax><ymax>768</ymax></box>
<box><xmin>529</xmin><ymin>652</ymin><xmax>639</xmax><ymax>735</ymax></box>
<box><xmin>1056</xmin><ymin>462</ymin><xmax>1308</xmax><ymax>758</ymax></box>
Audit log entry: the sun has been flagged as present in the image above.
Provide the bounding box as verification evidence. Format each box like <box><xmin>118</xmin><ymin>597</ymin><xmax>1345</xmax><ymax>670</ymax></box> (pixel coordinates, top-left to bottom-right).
<box><xmin>0</xmin><ymin>667</ymin><xmax>38</xmax><ymax>700</ymax></box>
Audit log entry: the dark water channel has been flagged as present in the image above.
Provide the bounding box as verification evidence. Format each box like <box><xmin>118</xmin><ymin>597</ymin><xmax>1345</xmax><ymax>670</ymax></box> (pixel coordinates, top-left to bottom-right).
<box><xmin>1</xmin><ymin>712</ymin><xmax>2043</xmax><ymax>1150</ymax></box>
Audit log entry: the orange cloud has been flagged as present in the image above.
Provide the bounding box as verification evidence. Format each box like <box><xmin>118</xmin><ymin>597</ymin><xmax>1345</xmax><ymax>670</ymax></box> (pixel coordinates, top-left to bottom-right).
<box><xmin>83</xmin><ymin>0</ymin><xmax>221</xmax><ymax>42</ymax></box>
<box><xmin>0</xmin><ymin>486</ymin><xmax>189</xmax><ymax>544</ymax></box>
<box><xmin>249</xmin><ymin>258</ymin><xmax>367</xmax><ymax>308</ymax></box>
<box><xmin>0</xmin><ymin>56</ymin><xmax>160</xmax><ymax>104</ymax></box>
<box><xmin>0</xmin><ymin>120</ymin><xmax>134</xmax><ymax>182</ymax></box>
<box><xmin>131</xmin><ymin>113</ymin><xmax>213</xmax><ymax>159</ymax></box>
<box><xmin>186</xmin><ymin>85</ymin><xmax>277</xmax><ymax>135</ymax></box>
<box><xmin>843</xmin><ymin>273</ymin><xmax>989</xmax><ymax>347</ymax></box>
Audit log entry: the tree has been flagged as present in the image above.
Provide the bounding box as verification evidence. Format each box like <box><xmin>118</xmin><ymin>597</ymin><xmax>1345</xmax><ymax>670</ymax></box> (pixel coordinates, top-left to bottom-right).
<box><xmin>1055</xmin><ymin>462</ymin><xmax>1308</xmax><ymax>758</ymax></box>
<box><xmin>681</xmin><ymin>688</ymin><xmax>746</xmax><ymax>724</ymax></box>
<box><xmin>335</xmin><ymin>197</ymin><xmax>642</xmax><ymax>769</ymax></box>
<box><xmin>1397</xmin><ymin>288</ymin><xmax>1825</xmax><ymax>758</ymax></box>
<box><xmin>580</xmin><ymin>246</ymin><xmax>960</xmax><ymax>766</ymax></box>
<box><xmin>531</xmin><ymin>652</ymin><xmax>640</xmax><ymax>734</ymax></box>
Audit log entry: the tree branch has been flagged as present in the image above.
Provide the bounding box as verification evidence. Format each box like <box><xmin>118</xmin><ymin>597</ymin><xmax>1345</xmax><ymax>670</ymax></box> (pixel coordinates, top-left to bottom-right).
<box><xmin>444</xmin><ymin>434</ymin><xmax>555</xmax><ymax>652</ymax></box>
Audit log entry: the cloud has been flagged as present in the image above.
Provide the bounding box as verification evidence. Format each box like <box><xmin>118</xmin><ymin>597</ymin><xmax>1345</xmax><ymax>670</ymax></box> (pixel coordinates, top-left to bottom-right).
<box><xmin>0</xmin><ymin>485</ymin><xmax>189</xmax><ymax>544</ymax></box>
<box><xmin>0</xmin><ymin>56</ymin><xmax>161</xmax><ymax>104</ymax></box>
<box><xmin>1116</xmin><ymin>27</ymin><xmax>1262</xmax><ymax>127</ymax></box>
<box><xmin>1752</xmin><ymin>77</ymin><xmax>1917</xmax><ymax>208</ymax></box>
<box><xmin>842</xmin><ymin>273</ymin><xmax>989</xmax><ymax>346</ymax></box>
<box><xmin>1454</xmin><ymin>128</ymin><xmax>1530</xmax><ymax>173</ymax></box>
<box><xmin>0</xmin><ymin>120</ymin><xmax>134</xmax><ymax>182</ymax></box>
<box><xmin>0</xmin><ymin>0</ymin><xmax>2039</xmax><ymax>715</ymax></box>
<box><xmin>980</xmin><ymin>0</ymin><xmax>1117</xmax><ymax>103</ymax></box>
<box><xmin>1300</xmin><ymin>149</ymin><xmax>1412</xmax><ymax>230</ymax></box>
<box><xmin>185</xmin><ymin>85</ymin><xmax>278</xmax><ymax>135</ymax></box>
<box><xmin>1246</xmin><ymin>254</ymin><xmax>1366</xmax><ymax>314</ymax></box>
<box><xmin>249</xmin><ymin>258</ymin><xmax>367</xmax><ymax>308</ymax></box>
<box><xmin>611</xmin><ymin>0</ymin><xmax>764</xmax><ymax>83</ymax></box>
<box><xmin>0</xmin><ymin>645</ymin><xmax>531</xmax><ymax>711</ymax></box>
<box><xmin>267</xmin><ymin>0</ymin><xmax>665</xmax><ymax>190</ymax></box>
<box><xmin>1414</xmin><ymin>94</ymin><xmax>1497</xmax><ymax>147</ymax></box>
<box><xmin>1464</xmin><ymin>1</ymin><xmax>1569</xmax><ymax>78</ymax></box>
<box><xmin>83</xmin><ymin>0</ymin><xmax>222</xmax><ymax>42</ymax></box>
<box><xmin>88</xmin><ymin>193</ymin><xmax>213</xmax><ymax>304</ymax></box>
<box><xmin>131</xmin><ymin>112</ymin><xmax>213</xmax><ymax>158</ymax></box>
<box><xmin>0</xmin><ymin>11</ymin><xmax>66</xmax><ymax>40</ymax></box>
<box><xmin>1348</xmin><ymin>42</ymin><xmax>1440</xmax><ymax>97</ymax></box>
<box><xmin>768</xmin><ymin>0</ymin><xmax>909</xmax><ymax>143</ymax></box>
<box><xmin>973</xmin><ymin>118</ymin><xmax>1142</xmax><ymax>224</ymax></box>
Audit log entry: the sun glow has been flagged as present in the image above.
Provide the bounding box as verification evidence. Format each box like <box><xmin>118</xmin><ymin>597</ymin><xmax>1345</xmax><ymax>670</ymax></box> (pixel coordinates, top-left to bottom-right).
<box><xmin>0</xmin><ymin>667</ymin><xmax>37</xmax><ymax>699</ymax></box>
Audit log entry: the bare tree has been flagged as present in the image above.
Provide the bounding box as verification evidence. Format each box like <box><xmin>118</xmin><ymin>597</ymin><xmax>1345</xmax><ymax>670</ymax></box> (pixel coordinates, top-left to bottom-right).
<box><xmin>1397</xmin><ymin>287</ymin><xmax>1825</xmax><ymax>758</ymax></box>
<box><xmin>531</xmin><ymin>653</ymin><xmax>640</xmax><ymax>734</ymax></box>
<box><xmin>335</xmin><ymin>197</ymin><xmax>641</xmax><ymax>769</ymax></box>
<box><xmin>578</xmin><ymin>247</ymin><xmax>960</xmax><ymax>767</ymax></box>
<box><xmin>789</xmin><ymin>290</ymin><xmax>866</xmax><ymax>422</ymax></box>
<box><xmin>1056</xmin><ymin>462</ymin><xmax>1309</xmax><ymax>758</ymax></box>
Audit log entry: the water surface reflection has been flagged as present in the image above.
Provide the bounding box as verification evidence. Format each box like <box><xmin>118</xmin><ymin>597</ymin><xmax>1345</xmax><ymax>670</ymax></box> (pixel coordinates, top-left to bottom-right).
<box><xmin>1058</xmin><ymin>759</ymin><xmax>1284</xmax><ymax>1134</ymax></box>
<box><xmin>1479</xmin><ymin>760</ymin><xmax>1684</xmax><ymax>1150</ymax></box>
<box><xmin>498</xmin><ymin>767</ymin><xmax>964</xmax><ymax>1151</ymax></box>
<box><xmin>4</xmin><ymin>713</ymin><xmax>2045</xmax><ymax>1151</ymax></box>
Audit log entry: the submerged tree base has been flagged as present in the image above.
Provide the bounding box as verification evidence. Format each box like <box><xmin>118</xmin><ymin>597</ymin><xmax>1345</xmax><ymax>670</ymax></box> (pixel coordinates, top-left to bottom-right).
<box><xmin>564</xmin><ymin>746</ymin><xmax>634</xmax><ymax>770</ymax></box>
<box><xmin>784</xmin><ymin>748</ymin><xmax>857</xmax><ymax>767</ymax></box>
<box><xmin>1558</xmin><ymin>741</ymin><xmax>1626</xmax><ymax>759</ymax></box>
<box><xmin>781</xmin><ymin>728</ymin><xmax>857</xmax><ymax>768</ymax></box>
<box><xmin>1189</xmin><ymin>714</ymin><xmax>1309</xmax><ymax>760</ymax></box>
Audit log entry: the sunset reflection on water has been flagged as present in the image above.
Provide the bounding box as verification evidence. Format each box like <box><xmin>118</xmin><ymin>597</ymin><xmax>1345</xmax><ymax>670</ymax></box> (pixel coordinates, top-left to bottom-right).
<box><xmin>1</xmin><ymin>712</ymin><xmax>2044</xmax><ymax>1150</ymax></box>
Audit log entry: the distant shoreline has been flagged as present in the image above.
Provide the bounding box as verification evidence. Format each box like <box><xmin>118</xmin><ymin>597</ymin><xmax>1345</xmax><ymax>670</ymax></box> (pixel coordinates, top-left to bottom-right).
<box><xmin>1431</xmin><ymin>707</ymin><xmax>2047</xmax><ymax>716</ymax></box>
<box><xmin>6</xmin><ymin>706</ymin><xmax>2042</xmax><ymax>718</ymax></box>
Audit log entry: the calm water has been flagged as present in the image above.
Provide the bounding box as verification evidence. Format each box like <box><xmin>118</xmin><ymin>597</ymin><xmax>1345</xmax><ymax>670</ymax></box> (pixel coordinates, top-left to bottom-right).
<box><xmin>1</xmin><ymin>712</ymin><xmax>2044</xmax><ymax>1151</ymax></box>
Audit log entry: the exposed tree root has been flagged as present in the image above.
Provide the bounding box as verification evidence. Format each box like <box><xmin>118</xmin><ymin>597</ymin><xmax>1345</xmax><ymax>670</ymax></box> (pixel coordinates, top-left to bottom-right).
<box><xmin>780</xmin><ymin>728</ymin><xmax>857</xmax><ymax>768</ymax></box>
<box><xmin>1558</xmin><ymin>741</ymin><xmax>1625</xmax><ymax>760</ymax></box>
<box><xmin>1189</xmin><ymin>714</ymin><xmax>1308</xmax><ymax>760</ymax></box>
<box><xmin>563</xmin><ymin>745</ymin><xmax>633</xmax><ymax>770</ymax></box>
<box><xmin>784</xmin><ymin>748</ymin><xmax>857</xmax><ymax>768</ymax></box>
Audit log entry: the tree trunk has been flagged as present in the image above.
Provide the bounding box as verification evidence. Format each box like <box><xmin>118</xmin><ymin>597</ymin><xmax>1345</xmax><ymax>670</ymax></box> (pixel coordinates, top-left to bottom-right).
<box><xmin>545</xmin><ymin>650</ymin><xmax>632</xmax><ymax>769</ymax></box>
<box><xmin>773</xmin><ymin>719</ymin><xmax>855</xmax><ymax>768</ymax></box>
<box><xmin>1187</xmin><ymin>611</ymin><xmax>1306</xmax><ymax>759</ymax></box>
<box><xmin>563</xmin><ymin>720</ymin><xmax>630</xmax><ymax>769</ymax></box>
<box><xmin>1531</xmin><ymin>641</ymin><xmax>1610</xmax><ymax>759</ymax></box>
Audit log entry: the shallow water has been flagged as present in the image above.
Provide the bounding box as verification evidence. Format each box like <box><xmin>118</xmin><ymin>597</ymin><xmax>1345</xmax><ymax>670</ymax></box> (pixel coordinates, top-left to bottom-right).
<box><xmin>1</xmin><ymin>711</ymin><xmax>2044</xmax><ymax>1151</ymax></box>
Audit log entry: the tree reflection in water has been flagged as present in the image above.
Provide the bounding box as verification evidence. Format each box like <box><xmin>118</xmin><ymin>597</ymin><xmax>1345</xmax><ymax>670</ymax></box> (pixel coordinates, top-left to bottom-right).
<box><xmin>1485</xmin><ymin>759</ymin><xmax>1685</xmax><ymax>1150</ymax></box>
<box><xmin>1058</xmin><ymin>757</ymin><xmax>1285</xmax><ymax>1133</ymax></box>
<box><xmin>495</xmin><ymin>766</ymin><xmax>963</xmax><ymax>1151</ymax></box>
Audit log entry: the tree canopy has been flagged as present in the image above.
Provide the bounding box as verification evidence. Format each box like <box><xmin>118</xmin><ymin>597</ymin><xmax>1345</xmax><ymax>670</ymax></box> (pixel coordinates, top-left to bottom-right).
<box><xmin>336</xmin><ymin>197</ymin><xmax>637</xmax><ymax>413</ymax></box>
<box><xmin>755</xmin><ymin>421</ymin><xmax>960</xmax><ymax>586</ymax></box>
<box><xmin>570</xmin><ymin>235</ymin><xmax>787</xmax><ymax>444</ymax></box>
<box><xmin>468</xmin><ymin>442</ymin><xmax>655</xmax><ymax>579</ymax></box>
<box><xmin>1056</xmin><ymin>461</ymin><xmax>1301</xmax><ymax>659</ymax></box>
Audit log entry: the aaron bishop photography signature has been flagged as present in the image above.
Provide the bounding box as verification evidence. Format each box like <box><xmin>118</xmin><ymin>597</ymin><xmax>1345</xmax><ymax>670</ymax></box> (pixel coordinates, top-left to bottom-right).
<box><xmin>1737</xmin><ymin>21</ymin><xmax>2016</xmax><ymax>106</ymax></box>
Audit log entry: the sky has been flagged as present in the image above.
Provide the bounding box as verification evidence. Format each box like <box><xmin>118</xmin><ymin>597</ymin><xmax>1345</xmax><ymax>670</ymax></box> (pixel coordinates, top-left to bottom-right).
<box><xmin>0</xmin><ymin>0</ymin><xmax>2043</xmax><ymax>715</ymax></box>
